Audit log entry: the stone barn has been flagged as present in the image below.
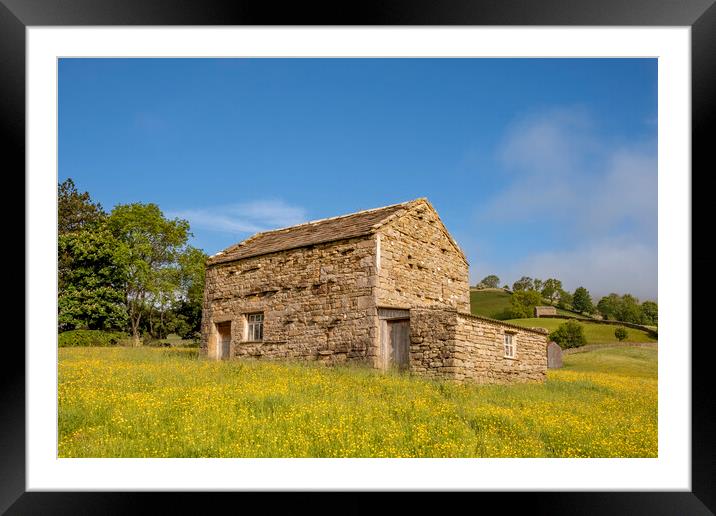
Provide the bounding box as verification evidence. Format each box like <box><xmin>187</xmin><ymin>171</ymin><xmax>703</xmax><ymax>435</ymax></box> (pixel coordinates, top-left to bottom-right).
<box><xmin>534</xmin><ymin>305</ymin><xmax>557</xmax><ymax>317</ymax></box>
<box><xmin>201</xmin><ymin>198</ymin><xmax>548</xmax><ymax>384</ymax></box>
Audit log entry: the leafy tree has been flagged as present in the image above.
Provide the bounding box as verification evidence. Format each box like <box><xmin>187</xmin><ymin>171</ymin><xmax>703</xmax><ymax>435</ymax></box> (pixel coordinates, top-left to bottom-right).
<box><xmin>58</xmin><ymin>228</ymin><xmax>128</xmax><ymax>331</ymax></box>
<box><xmin>509</xmin><ymin>289</ymin><xmax>542</xmax><ymax>318</ymax></box>
<box><xmin>572</xmin><ymin>287</ymin><xmax>594</xmax><ymax>314</ymax></box>
<box><xmin>174</xmin><ymin>246</ymin><xmax>208</xmax><ymax>339</ymax></box>
<box><xmin>107</xmin><ymin>203</ymin><xmax>191</xmax><ymax>345</ymax></box>
<box><xmin>549</xmin><ymin>320</ymin><xmax>587</xmax><ymax>349</ymax></box>
<box><xmin>614</xmin><ymin>327</ymin><xmax>628</xmax><ymax>342</ymax></box>
<box><xmin>597</xmin><ymin>293</ymin><xmax>621</xmax><ymax>320</ymax></box>
<box><xmin>502</xmin><ymin>285</ymin><xmax>509</xmax><ymax>290</ymax></box>
<box><xmin>616</xmin><ymin>294</ymin><xmax>642</xmax><ymax>324</ymax></box>
<box><xmin>541</xmin><ymin>278</ymin><xmax>563</xmax><ymax>304</ymax></box>
<box><xmin>556</xmin><ymin>289</ymin><xmax>573</xmax><ymax>310</ymax></box>
<box><xmin>533</xmin><ymin>278</ymin><xmax>544</xmax><ymax>293</ymax></box>
<box><xmin>512</xmin><ymin>276</ymin><xmax>534</xmax><ymax>292</ymax></box>
<box><xmin>640</xmin><ymin>300</ymin><xmax>658</xmax><ymax>326</ymax></box>
<box><xmin>477</xmin><ymin>274</ymin><xmax>500</xmax><ymax>289</ymax></box>
<box><xmin>58</xmin><ymin>178</ymin><xmax>105</xmax><ymax>235</ymax></box>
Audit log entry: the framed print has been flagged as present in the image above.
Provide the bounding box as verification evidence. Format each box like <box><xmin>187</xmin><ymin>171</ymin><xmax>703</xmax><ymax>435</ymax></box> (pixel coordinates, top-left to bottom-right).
<box><xmin>4</xmin><ymin>0</ymin><xmax>715</xmax><ymax>513</ymax></box>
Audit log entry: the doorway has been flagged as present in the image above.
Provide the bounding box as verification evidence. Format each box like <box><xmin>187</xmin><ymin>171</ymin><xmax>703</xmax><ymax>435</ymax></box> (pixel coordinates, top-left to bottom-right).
<box><xmin>215</xmin><ymin>321</ymin><xmax>231</xmax><ymax>360</ymax></box>
<box><xmin>378</xmin><ymin>309</ymin><xmax>410</xmax><ymax>371</ymax></box>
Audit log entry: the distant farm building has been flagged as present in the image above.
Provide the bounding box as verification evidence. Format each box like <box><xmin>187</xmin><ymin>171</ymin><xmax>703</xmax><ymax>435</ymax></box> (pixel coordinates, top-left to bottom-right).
<box><xmin>201</xmin><ymin>198</ymin><xmax>548</xmax><ymax>384</ymax></box>
<box><xmin>534</xmin><ymin>305</ymin><xmax>558</xmax><ymax>318</ymax></box>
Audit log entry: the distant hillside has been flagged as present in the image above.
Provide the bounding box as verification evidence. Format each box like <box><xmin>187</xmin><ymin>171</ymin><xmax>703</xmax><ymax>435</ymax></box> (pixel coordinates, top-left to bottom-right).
<box><xmin>470</xmin><ymin>289</ymin><xmax>592</xmax><ymax>321</ymax></box>
<box><xmin>469</xmin><ymin>289</ymin><xmax>513</xmax><ymax>319</ymax></box>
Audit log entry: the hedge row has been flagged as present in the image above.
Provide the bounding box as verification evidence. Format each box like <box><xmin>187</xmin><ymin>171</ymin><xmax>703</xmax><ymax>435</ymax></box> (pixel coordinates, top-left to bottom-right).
<box><xmin>58</xmin><ymin>330</ymin><xmax>131</xmax><ymax>347</ymax></box>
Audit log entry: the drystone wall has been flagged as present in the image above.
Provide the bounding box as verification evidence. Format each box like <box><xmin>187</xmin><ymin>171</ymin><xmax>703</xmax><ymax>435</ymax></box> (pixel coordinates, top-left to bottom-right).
<box><xmin>375</xmin><ymin>204</ymin><xmax>470</xmax><ymax>312</ymax></box>
<box><xmin>409</xmin><ymin>308</ymin><xmax>548</xmax><ymax>384</ymax></box>
<box><xmin>405</xmin><ymin>307</ymin><xmax>457</xmax><ymax>380</ymax></box>
<box><xmin>201</xmin><ymin>235</ymin><xmax>378</xmax><ymax>364</ymax></box>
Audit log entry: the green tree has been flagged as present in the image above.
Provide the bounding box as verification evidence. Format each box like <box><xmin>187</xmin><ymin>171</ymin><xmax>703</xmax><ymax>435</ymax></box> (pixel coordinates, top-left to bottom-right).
<box><xmin>58</xmin><ymin>228</ymin><xmax>128</xmax><ymax>331</ymax></box>
<box><xmin>477</xmin><ymin>274</ymin><xmax>500</xmax><ymax>289</ymax></box>
<box><xmin>614</xmin><ymin>327</ymin><xmax>628</xmax><ymax>341</ymax></box>
<box><xmin>107</xmin><ymin>203</ymin><xmax>191</xmax><ymax>345</ymax></box>
<box><xmin>541</xmin><ymin>278</ymin><xmax>563</xmax><ymax>304</ymax></box>
<box><xmin>509</xmin><ymin>289</ymin><xmax>542</xmax><ymax>318</ymax></box>
<box><xmin>556</xmin><ymin>289</ymin><xmax>573</xmax><ymax>310</ymax></box>
<box><xmin>58</xmin><ymin>178</ymin><xmax>105</xmax><ymax>235</ymax></box>
<box><xmin>616</xmin><ymin>294</ymin><xmax>642</xmax><ymax>324</ymax></box>
<box><xmin>572</xmin><ymin>287</ymin><xmax>594</xmax><ymax>314</ymax></box>
<box><xmin>533</xmin><ymin>278</ymin><xmax>544</xmax><ymax>293</ymax></box>
<box><xmin>512</xmin><ymin>276</ymin><xmax>534</xmax><ymax>292</ymax></box>
<box><xmin>640</xmin><ymin>300</ymin><xmax>658</xmax><ymax>326</ymax></box>
<box><xmin>173</xmin><ymin>246</ymin><xmax>208</xmax><ymax>339</ymax></box>
<box><xmin>597</xmin><ymin>293</ymin><xmax>621</xmax><ymax>320</ymax></box>
<box><xmin>549</xmin><ymin>320</ymin><xmax>587</xmax><ymax>349</ymax></box>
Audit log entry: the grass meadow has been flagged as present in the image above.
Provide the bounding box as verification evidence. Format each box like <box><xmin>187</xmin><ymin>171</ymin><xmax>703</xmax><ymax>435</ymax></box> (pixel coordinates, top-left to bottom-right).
<box><xmin>470</xmin><ymin>289</ymin><xmax>594</xmax><ymax>321</ymax></box>
<box><xmin>504</xmin><ymin>318</ymin><xmax>657</xmax><ymax>344</ymax></box>
<box><xmin>58</xmin><ymin>345</ymin><xmax>657</xmax><ymax>458</ymax></box>
<box><xmin>469</xmin><ymin>289</ymin><xmax>513</xmax><ymax>319</ymax></box>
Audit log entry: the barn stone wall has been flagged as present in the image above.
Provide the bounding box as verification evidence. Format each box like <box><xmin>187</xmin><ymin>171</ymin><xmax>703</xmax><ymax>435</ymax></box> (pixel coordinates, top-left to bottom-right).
<box><xmin>407</xmin><ymin>307</ymin><xmax>458</xmax><ymax>380</ymax></box>
<box><xmin>408</xmin><ymin>308</ymin><xmax>548</xmax><ymax>384</ymax></box>
<box><xmin>453</xmin><ymin>313</ymin><xmax>548</xmax><ymax>384</ymax></box>
<box><xmin>201</xmin><ymin>236</ymin><xmax>378</xmax><ymax>365</ymax></box>
<box><xmin>375</xmin><ymin>204</ymin><xmax>470</xmax><ymax>312</ymax></box>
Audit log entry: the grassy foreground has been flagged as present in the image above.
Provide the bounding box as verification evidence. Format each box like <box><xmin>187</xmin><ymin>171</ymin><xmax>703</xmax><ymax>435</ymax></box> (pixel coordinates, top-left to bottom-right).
<box><xmin>505</xmin><ymin>318</ymin><xmax>657</xmax><ymax>344</ymax></box>
<box><xmin>58</xmin><ymin>346</ymin><xmax>657</xmax><ymax>458</ymax></box>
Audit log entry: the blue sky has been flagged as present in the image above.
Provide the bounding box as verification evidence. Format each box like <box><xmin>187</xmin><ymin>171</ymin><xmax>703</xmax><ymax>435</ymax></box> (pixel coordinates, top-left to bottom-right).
<box><xmin>59</xmin><ymin>58</ymin><xmax>657</xmax><ymax>300</ymax></box>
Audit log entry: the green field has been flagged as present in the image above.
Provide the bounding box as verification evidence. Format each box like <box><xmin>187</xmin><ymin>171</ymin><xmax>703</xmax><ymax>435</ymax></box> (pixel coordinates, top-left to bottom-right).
<box><xmin>562</xmin><ymin>346</ymin><xmax>657</xmax><ymax>378</ymax></box>
<box><xmin>470</xmin><ymin>289</ymin><xmax>589</xmax><ymax>320</ymax></box>
<box><xmin>469</xmin><ymin>289</ymin><xmax>513</xmax><ymax>319</ymax></box>
<box><xmin>504</xmin><ymin>318</ymin><xmax>657</xmax><ymax>344</ymax></box>
<box><xmin>59</xmin><ymin>346</ymin><xmax>657</xmax><ymax>458</ymax></box>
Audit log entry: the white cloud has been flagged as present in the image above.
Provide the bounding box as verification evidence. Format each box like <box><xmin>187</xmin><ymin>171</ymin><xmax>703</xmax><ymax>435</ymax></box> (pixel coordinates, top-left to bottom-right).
<box><xmin>507</xmin><ymin>239</ymin><xmax>657</xmax><ymax>301</ymax></box>
<box><xmin>169</xmin><ymin>199</ymin><xmax>308</xmax><ymax>236</ymax></box>
<box><xmin>497</xmin><ymin>107</ymin><xmax>597</xmax><ymax>177</ymax></box>
<box><xmin>474</xmin><ymin>107</ymin><xmax>657</xmax><ymax>299</ymax></box>
<box><xmin>483</xmin><ymin>107</ymin><xmax>656</xmax><ymax>237</ymax></box>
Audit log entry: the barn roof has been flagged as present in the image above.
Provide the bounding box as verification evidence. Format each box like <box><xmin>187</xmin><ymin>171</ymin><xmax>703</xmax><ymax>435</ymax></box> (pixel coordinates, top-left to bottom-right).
<box><xmin>207</xmin><ymin>198</ymin><xmax>427</xmax><ymax>266</ymax></box>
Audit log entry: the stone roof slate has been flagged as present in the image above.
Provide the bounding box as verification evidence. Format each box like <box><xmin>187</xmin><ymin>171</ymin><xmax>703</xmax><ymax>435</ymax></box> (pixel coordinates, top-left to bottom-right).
<box><xmin>207</xmin><ymin>198</ymin><xmax>424</xmax><ymax>266</ymax></box>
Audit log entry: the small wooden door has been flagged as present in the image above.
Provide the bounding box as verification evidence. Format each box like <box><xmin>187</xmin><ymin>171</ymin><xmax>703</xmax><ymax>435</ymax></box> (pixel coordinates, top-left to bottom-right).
<box><xmin>383</xmin><ymin>319</ymin><xmax>410</xmax><ymax>370</ymax></box>
<box><xmin>216</xmin><ymin>322</ymin><xmax>231</xmax><ymax>360</ymax></box>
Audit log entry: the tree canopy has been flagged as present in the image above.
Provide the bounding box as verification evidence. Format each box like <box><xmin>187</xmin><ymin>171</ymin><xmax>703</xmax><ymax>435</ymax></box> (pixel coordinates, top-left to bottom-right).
<box><xmin>541</xmin><ymin>278</ymin><xmax>562</xmax><ymax>304</ymax></box>
<box><xmin>106</xmin><ymin>203</ymin><xmax>191</xmax><ymax>344</ymax></box>
<box><xmin>509</xmin><ymin>289</ymin><xmax>542</xmax><ymax>318</ymax></box>
<box><xmin>572</xmin><ymin>287</ymin><xmax>594</xmax><ymax>314</ymax></box>
<box><xmin>512</xmin><ymin>276</ymin><xmax>535</xmax><ymax>292</ymax></box>
<box><xmin>477</xmin><ymin>274</ymin><xmax>500</xmax><ymax>289</ymax></box>
<box><xmin>58</xmin><ymin>228</ymin><xmax>128</xmax><ymax>331</ymax></box>
<box><xmin>596</xmin><ymin>293</ymin><xmax>656</xmax><ymax>325</ymax></box>
<box><xmin>58</xmin><ymin>178</ymin><xmax>106</xmax><ymax>234</ymax></box>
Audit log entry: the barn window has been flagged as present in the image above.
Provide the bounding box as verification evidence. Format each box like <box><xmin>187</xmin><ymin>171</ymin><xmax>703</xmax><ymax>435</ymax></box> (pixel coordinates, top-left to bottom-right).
<box><xmin>503</xmin><ymin>333</ymin><xmax>516</xmax><ymax>358</ymax></box>
<box><xmin>246</xmin><ymin>313</ymin><xmax>264</xmax><ymax>341</ymax></box>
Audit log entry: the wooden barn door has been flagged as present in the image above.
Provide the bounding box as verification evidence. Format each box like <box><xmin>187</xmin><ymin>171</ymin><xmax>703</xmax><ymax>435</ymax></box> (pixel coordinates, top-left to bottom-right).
<box><xmin>388</xmin><ymin>319</ymin><xmax>410</xmax><ymax>370</ymax></box>
<box><xmin>378</xmin><ymin>308</ymin><xmax>411</xmax><ymax>371</ymax></box>
<box><xmin>216</xmin><ymin>322</ymin><xmax>231</xmax><ymax>360</ymax></box>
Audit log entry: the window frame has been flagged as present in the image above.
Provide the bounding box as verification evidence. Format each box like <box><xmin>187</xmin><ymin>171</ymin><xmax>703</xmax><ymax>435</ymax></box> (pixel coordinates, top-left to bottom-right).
<box><xmin>245</xmin><ymin>312</ymin><xmax>264</xmax><ymax>342</ymax></box>
<box><xmin>503</xmin><ymin>332</ymin><xmax>516</xmax><ymax>359</ymax></box>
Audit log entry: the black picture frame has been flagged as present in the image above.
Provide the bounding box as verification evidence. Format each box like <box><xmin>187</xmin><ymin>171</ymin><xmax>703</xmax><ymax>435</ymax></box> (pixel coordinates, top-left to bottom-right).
<box><xmin>4</xmin><ymin>0</ymin><xmax>714</xmax><ymax>513</ymax></box>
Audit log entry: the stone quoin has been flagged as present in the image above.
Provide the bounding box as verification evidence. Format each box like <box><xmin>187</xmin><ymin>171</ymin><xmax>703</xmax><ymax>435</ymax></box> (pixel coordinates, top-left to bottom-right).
<box><xmin>201</xmin><ymin>198</ymin><xmax>548</xmax><ymax>384</ymax></box>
